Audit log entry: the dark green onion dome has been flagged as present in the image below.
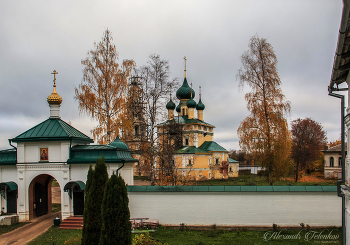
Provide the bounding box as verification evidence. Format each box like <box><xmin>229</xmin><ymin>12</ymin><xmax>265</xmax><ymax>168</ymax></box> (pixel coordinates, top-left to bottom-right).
<box><xmin>166</xmin><ymin>99</ymin><xmax>176</xmax><ymax>110</ymax></box>
<box><xmin>187</xmin><ymin>97</ymin><xmax>197</xmax><ymax>108</ymax></box>
<box><xmin>109</xmin><ymin>135</ymin><xmax>129</xmax><ymax>150</ymax></box>
<box><xmin>176</xmin><ymin>78</ymin><xmax>195</xmax><ymax>100</ymax></box>
<box><xmin>176</xmin><ymin>103</ymin><xmax>181</xmax><ymax>113</ymax></box>
<box><xmin>196</xmin><ymin>98</ymin><xmax>205</xmax><ymax>110</ymax></box>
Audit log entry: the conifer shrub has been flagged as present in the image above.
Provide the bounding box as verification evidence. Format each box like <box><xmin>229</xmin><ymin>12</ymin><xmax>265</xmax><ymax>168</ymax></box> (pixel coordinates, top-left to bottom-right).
<box><xmin>81</xmin><ymin>164</ymin><xmax>94</xmax><ymax>245</ymax></box>
<box><xmin>81</xmin><ymin>158</ymin><xmax>108</xmax><ymax>245</ymax></box>
<box><xmin>99</xmin><ymin>174</ymin><xmax>131</xmax><ymax>245</ymax></box>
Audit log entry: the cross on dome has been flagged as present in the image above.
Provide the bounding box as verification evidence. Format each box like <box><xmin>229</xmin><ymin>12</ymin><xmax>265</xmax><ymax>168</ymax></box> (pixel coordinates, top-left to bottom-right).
<box><xmin>184</xmin><ymin>56</ymin><xmax>187</xmax><ymax>78</ymax></box>
<box><xmin>51</xmin><ymin>70</ymin><xmax>58</xmax><ymax>87</ymax></box>
<box><xmin>47</xmin><ymin>70</ymin><xmax>62</xmax><ymax>106</ymax></box>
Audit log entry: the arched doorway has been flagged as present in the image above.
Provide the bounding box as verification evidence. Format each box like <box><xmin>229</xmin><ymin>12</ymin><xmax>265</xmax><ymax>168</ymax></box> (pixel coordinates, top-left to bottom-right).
<box><xmin>0</xmin><ymin>182</ymin><xmax>18</xmax><ymax>214</ymax></box>
<box><xmin>28</xmin><ymin>174</ymin><xmax>60</xmax><ymax>220</ymax></box>
<box><xmin>64</xmin><ymin>181</ymin><xmax>85</xmax><ymax>216</ymax></box>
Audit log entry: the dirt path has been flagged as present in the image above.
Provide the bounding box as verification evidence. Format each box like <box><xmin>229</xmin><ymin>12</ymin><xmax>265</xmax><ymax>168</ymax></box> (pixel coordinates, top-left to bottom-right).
<box><xmin>0</xmin><ymin>212</ymin><xmax>59</xmax><ymax>245</ymax></box>
<box><xmin>51</xmin><ymin>186</ymin><xmax>61</xmax><ymax>203</ymax></box>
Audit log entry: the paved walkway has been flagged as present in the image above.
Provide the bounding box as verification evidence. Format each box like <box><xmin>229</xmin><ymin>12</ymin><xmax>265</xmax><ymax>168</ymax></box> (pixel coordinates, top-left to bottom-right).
<box><xmin>0</xmin><ymin>212</ymin><xmax>59</xmax><ymax>245</ymax></box>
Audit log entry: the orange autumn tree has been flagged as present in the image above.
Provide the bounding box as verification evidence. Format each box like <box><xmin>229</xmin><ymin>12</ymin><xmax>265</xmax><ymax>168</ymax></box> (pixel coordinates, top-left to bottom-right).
<box><xmin>75</xmin><ymin>30</ymin><xmax>135</xmax><ymax>144</ymax></box>
<box><xmin>237</xmin><ymin>35</ymin><xmax>292</xmax><ymax>185</ymax></box>
<box><xmin>291</xmin><ymin>118</ymin><xmax>327</xmax><ymax>182</ymax></box>
<box><xmin>329</xmin><ymin>139</ymin><xmax>341</xmax><ymax>148</ymax></box>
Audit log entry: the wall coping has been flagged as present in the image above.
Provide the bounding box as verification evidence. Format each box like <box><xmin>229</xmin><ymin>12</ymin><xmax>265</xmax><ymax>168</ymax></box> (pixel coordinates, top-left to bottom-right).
<box><xmin>127</xmin><ymin>185</ymin><xmax>336</xmax><ymax>192</ymax></box>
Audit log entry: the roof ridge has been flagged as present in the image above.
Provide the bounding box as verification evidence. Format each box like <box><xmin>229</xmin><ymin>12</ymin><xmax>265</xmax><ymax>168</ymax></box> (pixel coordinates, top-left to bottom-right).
<box><xmin>11</xmin><ymin>118</ymin><xmax>93</xmax><ymax>143</ymax></box>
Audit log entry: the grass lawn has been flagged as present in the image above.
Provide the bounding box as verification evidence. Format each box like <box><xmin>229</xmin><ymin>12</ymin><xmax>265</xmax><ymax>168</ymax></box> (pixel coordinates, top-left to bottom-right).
<box><xmin>195</xmin><ymin>173</ymin><xmax>337</xmax><ymax>186</ymax></box>
<box><xmin>52</xmin><ymin>179</ymin><xmax>60</xmax><ymax>187</ymax></box>
<box><xmin>28</xmin><ymin>226</ymin><xmax>82</xmax><ymax>245</ymax></box>
<box><xmin>0</xmin><ymin>222</ymin><xmax>29</xmax><ymax>235</ymax></box>
<box><xmin>52</xmin><ymin>203</ymin><xmax>61</xmax><ymax>212</ymax></box>
<box><xmin>25</xmin><ymin>226</ymin><xmax>342</xmax><ymax>245</ymax></box>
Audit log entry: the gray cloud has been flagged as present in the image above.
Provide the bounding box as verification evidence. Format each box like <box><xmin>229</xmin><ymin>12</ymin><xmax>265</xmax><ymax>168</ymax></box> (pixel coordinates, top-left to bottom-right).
<box><xmin>0</xmin><ymin>0</ymin><xmax>344</xmax><ymax>150</ymax></box>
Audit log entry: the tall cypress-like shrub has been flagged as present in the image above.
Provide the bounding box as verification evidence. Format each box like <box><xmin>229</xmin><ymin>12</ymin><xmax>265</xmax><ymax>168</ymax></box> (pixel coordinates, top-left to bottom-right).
<box><xmin>118</xmin><ymin>176</ymin><xmax>132</xmax><ymax>244</ymax></box>
<box><xmin>99</xmin><ymin>174</ymin><xmax>131</xmax><ymax>245</ymax></box>
<box><xmin>81</xmin><ymin>164</ymin><xmax>94</xmax><ymax>245</ymax></box>
<box><xmin>81</xmin><ymin>158</ymin><xmax>108</xmax><ymax>245</ymax></box>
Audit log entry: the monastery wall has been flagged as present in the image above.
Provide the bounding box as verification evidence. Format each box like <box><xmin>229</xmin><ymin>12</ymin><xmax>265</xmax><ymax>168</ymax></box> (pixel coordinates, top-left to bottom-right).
<box><xmin>128</xmin><ymin>188</ymin><xmax>340</xmax><ymax>227</ymax></box>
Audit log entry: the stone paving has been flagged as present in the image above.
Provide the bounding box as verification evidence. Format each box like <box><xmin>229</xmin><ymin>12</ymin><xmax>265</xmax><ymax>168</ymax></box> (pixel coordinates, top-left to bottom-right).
<box><xmin>0</xmin><ymin>212</ymin><xmax>59</xmax><ymax>245</ymax></box>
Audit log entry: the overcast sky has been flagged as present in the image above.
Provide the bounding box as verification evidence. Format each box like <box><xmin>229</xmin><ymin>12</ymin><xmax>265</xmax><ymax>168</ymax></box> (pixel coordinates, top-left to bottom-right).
<box><xmin>0</xmin><ymin>0</ymin><xmax>344</xmax><ymax>151</ymax></box>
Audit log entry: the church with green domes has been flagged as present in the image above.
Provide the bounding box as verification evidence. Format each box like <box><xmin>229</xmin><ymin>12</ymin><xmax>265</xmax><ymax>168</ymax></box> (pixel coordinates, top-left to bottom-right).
<box><xmin>156</xmin><ymin>65</ymin><xmax>239</xmax><ymax>181</ymax></box>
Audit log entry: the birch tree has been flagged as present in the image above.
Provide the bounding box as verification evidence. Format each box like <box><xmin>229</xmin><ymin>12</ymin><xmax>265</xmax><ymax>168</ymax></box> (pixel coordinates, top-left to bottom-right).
<box><xmin>237</xmin><ymin>35</ymin><xmax>291</xmax><ymax>185</ymax></box>
<box><xmin>75</xmin><ymin>30</ymin><xmax>135</xmax><ymax>144</ymax></box>
<box><xmin>135</xmin><ymin>54</ymin><xmax>178</xmax><ymax>184</ymax></box>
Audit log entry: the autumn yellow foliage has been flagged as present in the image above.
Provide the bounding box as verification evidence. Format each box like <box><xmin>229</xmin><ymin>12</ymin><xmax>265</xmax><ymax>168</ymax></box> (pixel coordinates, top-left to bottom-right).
<box><xmin>237</xmin><ymin>35</ymin><xmax>291</xmax><ymax>185</ymax></box>
<box><xmin>75</xmin><ymin>29</ymin><xmax>135</xmax><ymax>144</ymax></box>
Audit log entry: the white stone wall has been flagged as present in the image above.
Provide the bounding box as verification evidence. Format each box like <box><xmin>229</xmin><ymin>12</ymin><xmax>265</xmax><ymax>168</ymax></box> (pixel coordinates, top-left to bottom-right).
<box><xmin>17</xmin><ymin>141</ymin><xmax>70</xmax><ymax>163</ymax></box>
<box><xmin>0</xmin><ymin>161</ymin><xmax>134</xmax><ymax>221</ymax></box>
<box><xmin>0</xmin><ymin>166</ymin><xmax>17</xmax><ymax>213</ymax></box>
<box><xmin>128</xmin><ymin>192</ymin><xmax>341</xmax><ymax>226</ymax></box>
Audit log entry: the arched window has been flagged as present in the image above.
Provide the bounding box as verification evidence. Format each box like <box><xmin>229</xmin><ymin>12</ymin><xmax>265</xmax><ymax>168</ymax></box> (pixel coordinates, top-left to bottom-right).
<box><xmin>185</xmin><ymin>138</ymin><xmax>189</xmax><ymax>146</ymax></box>
<box><xmin>135</xmin><ymin>125</ymin><xmax>139</xmax><ymax>136</ymax></box>
<box><xmin>216</xmin><ymin>158</ymin><xmax>219</xmax><ymax>165</ymax></box>
<box><xmin>330</xmin><ymin>157</ymin><xmax>334</xmax><ymax>167</ymax></box>
<box><xmin>339</xmin><ymin>157</ymin><xmax>342</xmax><ymax>167</ymax></box>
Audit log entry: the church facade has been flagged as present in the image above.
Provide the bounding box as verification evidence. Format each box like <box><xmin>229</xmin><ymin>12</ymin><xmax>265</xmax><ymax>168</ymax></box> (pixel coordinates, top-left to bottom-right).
<box><xmin>0</xmin><ymin>71</ymin><xmax>137</xmax><ymax>221</ymax></box>
<box><xmin>156</xmin><ymin>66</ymin><xmax>239</xmax><ymax>181</ymax></box>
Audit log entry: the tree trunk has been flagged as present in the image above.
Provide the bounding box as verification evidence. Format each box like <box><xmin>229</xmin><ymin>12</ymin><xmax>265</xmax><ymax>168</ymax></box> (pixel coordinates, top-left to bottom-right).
<box><xmin>295</xmin><ymin>161</ymin><xmax>299</xmax><ymax>182</ymax></box>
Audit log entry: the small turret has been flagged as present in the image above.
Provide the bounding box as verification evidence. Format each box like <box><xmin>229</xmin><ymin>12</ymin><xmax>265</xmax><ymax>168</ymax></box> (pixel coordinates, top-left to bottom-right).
<box><xmin>166</xmin><ymin>97</ymin><xmax>176</xmax><ymax>120</ymax></box>
<box><xmin>196</xmin><ymin>86</ymin><xmax>205</xmax><ymax>121</ymax></box>
<box><xmin>176</xmin><ymin>103</ymin><xmax>181</xmax><ymax>114</ymax></box>
<box><xmin>47</xmin><ymin>70</ymin><xmax>62</xmax><ymax>119</ymax></box>
<box><xmin>187</xmin><ymin>96</ymin><xmax>196</xmax><ymax>119</ymax></box>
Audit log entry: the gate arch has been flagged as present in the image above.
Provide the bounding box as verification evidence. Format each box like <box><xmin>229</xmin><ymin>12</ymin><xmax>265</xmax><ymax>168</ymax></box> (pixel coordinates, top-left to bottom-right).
<box><xmin>28</xmin><ymin>174</ymin><xmax>61</xmax><ymax>220</ymax></box>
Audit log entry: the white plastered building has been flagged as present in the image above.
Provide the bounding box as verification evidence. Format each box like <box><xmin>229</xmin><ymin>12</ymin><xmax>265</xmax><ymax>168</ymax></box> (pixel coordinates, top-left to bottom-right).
<box><xmin>0</xmin><ymin>72</ymin><xmax>137</xmax><ymax>221</ymax></box>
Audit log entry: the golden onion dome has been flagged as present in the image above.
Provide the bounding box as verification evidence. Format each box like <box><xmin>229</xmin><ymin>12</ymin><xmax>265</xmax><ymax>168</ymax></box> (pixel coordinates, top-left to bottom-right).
<box><xmin>47</xmin><ymin>70</ymin><xmax>62</xmax><ymax>105</ymax></box>
<box><xmin>47</xmin><ymin>86</ymin><xmax>62</xmax><ymax>105</ymax></box>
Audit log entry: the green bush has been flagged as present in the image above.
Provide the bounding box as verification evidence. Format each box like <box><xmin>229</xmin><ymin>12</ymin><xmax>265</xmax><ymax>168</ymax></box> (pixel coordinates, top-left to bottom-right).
<box><xmin>99</xmin><ymin>174</ymin><xmax>131</xmax><ymax>245</ymax></box>
<box><xmin>133</xmin><ymin>232</ymin><xmax>166</xmax><ymax>245</ymax></box>
<box><xmin>81</xmin><ymin>158</ymin><xmax>108</xmax><ymax>245</ymax></box>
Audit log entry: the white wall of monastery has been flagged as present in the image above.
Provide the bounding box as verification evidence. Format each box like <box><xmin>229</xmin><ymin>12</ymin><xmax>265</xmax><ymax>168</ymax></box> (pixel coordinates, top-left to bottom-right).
<box><xmin>129</xmin><ymin>192</ymin><xmax>341</xmax><ymax>226</ymax></box>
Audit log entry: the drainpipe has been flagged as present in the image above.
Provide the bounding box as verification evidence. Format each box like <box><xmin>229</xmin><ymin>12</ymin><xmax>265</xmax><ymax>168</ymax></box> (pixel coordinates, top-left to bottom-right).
<box><xmin>116</xmin><ymin>160</ymin><xmax>125</xmax><ymax>176</ymax></box>
<box><xmin>8</xmin><ymin>139</ymin><xmax>16</xmax><ymax>150</ymax></box>
<box><xmin>328</xmin><ymin>86</ymin><xmax>346</xmax><ymax>245</ymax></box>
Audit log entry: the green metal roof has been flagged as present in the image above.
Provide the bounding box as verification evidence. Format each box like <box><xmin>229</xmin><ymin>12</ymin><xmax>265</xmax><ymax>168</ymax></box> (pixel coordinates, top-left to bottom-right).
<box><xmin>108</xmin><ymin>136</ymin><xmax>129</xmax><ymax>150</ymax></box>
<box><xmin>0</xmin><ymin>149</ymin><xmax>17</xmax><ymax>165</ymax></box>
<box><xmin>156</xmin><ymin>115</ymin><xmax>214</xmax><ymax>127</ymax></box>
<box><xmin>176</xmin><ymin>78</ymin><xmax>195</xmax><ymax>100</ymax></box>
<box><xmin>176</xmin><ymin>146</ymin><xmax>209</xmax><ymax>154</ymax></box>
<box><xmin>67</xmin><ymin>144</ymin><xmax>137</xmax><ymax>164</ymax></box>
<box><xmin>229</xmin><ymin>158</ymin><xmax>239</xmax><ymax>163</ymax></box>
<box><xmin>11</xmin><ymin>118</ymin><xmax>93</xmax><ymax>143</ymax></box>
<box><xmin>166</xmin><ymin>99</ymin><xmax>176</xmax><ymax>110</ymax></box>
<box><xmin>0</xmin><ymin>181</ymin><xmax>18</xmax><ymax>191</ymax></box>
<box><xmin>64</xmin><ymin>181</ymin><xmax>86</xmax><ymax>192</ymax></box>
<box><xmin>196</xmin><ymin>98</ymin><xmax>205</xmax><ymax>110</ymax></box>
<box><xmin>186</xmin><ymin>97</ymin><xmax>197</xmax><ymax>108</ymax></box>
<box><xmin>199</xmin><ymin>141</ymin><xmax>228</xmax><ymax>152</ymax></box>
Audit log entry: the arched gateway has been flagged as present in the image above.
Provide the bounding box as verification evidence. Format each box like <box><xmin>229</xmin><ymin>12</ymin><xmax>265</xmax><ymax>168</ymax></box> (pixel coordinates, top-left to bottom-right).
<box><xmin>0</xmin><ymin>71</ymin><xmax>137</xmax><ymax>221</ymax></box>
